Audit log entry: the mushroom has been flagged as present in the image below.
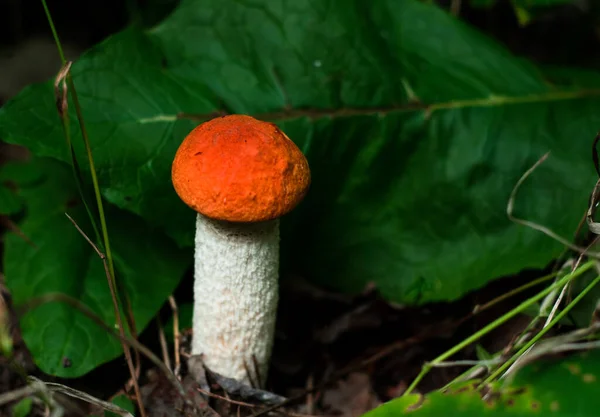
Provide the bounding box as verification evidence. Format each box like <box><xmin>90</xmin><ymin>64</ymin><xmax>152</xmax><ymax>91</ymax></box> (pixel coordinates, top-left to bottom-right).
<box><xmin>171</xmin><ymin>114</ymin><xmax>310</xmax><ymax>385</ymax></box>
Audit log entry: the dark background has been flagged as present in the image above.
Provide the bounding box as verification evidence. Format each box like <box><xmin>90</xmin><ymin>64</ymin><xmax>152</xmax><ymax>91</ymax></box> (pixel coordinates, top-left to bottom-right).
<box><xmin>1</xmin><ymin>0</ymin><xmax>599</xmax><ymax>107</ymax></box>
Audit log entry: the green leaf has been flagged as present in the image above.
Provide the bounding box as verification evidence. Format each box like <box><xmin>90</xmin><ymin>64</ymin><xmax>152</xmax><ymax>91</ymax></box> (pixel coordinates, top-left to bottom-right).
<box><xmin>4</xmin><ymin>158</ymin><xmax>190</xmax><ymax>377</ymax></box>
<box><xmin>0</xmin><ymin>184</ymin><xmax>22</xmax><ymax>215</ymax></box>
<box><xmin>0</xmin><ymin>162</ymin><xmax>30</xmax><ymax>215</ymax></box>
<box><xmin>475</xmin><ymin>345</ymin><xmax>493</xmax><ymax>362</ymax></box>
<box><xmin>363</xmin><ymin>350</ymin><xmax>600</xmax><ymax>416</ymax></box>
<box><xmin>105</xmin><ymin>394</ymin><xmax>135</xmax><ymax>417</ymax></box>
<box><xmin>1</xmin><ymin>0</ymin><xmax>599</xmax><ymax>308</ymax></box>
<box><xmin>11</xmin><ymin>398</ymin><xmax>33</xmax><ymax>417</ymax></box>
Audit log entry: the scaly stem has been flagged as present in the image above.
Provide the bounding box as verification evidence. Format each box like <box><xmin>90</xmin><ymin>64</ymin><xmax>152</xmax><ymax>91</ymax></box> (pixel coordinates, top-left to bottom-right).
<box><xmin>192</xmin><ymin>215</ymin><xmax>279</xmax><ymax>386</ymax></box>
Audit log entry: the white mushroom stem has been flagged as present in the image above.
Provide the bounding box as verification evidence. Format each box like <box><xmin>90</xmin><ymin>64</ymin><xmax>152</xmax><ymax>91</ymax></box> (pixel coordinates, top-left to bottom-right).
<box><xmin>192</xmin><ymin>213</ymin><xmax>279</xmax><ymax>386</ymax></box>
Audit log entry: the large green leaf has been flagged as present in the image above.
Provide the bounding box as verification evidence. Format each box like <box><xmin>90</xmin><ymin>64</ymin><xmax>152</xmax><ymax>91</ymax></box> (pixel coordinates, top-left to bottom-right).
<box><xmin>0</xmin><ymin>162</ymin><xmax>28</xmax><ymax>215</ymax></box>
<box><xmin>0</xmin><ymin>184</ymin><xmax>22</xmax><ymax>215</ymax></box>
<box><xmin>3</xmin><ymin>158</ymin><xmax>190</xmax><ymax>376</ymax></box>
<box><xmin>363</xmin><ymin>350</ymin><xmax>600</xmax><ymax>416</ymax></box>
<box><xmin>1</xmin><ymin>0</ymin><xmax>599</xmax><ymax>307</ymax></box>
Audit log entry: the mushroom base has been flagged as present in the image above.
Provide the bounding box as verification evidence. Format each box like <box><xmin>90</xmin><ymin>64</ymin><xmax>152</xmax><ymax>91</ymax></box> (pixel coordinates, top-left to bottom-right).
<box><xmin>192</xmin><ymin>213</ymin><xmax>279</xmax><ymax>386</ymax></box>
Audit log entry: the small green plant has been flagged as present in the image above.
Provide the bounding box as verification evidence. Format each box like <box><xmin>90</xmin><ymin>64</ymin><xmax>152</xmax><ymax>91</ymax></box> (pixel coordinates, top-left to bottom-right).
<box><xmin>365</xmin><ymin>349</ymin><xmax>600</xmax><ymax>416</ymax></box>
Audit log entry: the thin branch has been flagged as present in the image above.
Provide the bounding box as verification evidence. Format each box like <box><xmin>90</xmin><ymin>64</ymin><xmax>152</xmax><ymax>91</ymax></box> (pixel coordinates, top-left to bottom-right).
<box><xmin>168</xmin><ymin>296</ymin><xmax>181</xmax><ymax>376</ymax></box>
<box><xmin>64</xmin><ymin>212</ymin><xmax>145</xmax><ymax>416</ymax></box>
<box><xmin>174</xmin><ymin>88</ymin><xmax>600</xmax><ymax>124</ymax></box>
<box><xmin>0</xmin><ymin>212</ymin><xmax>36</xmax><ymax>249</ymax></box>
<box><xmin>483</xmin><ymin>271</ymin><xmax>600</xmax><ymax>384</ymax></box>
<box><xmin>428</xmin><ymin>359</ymin><xmax>502</xmax><ymax>368</ymax></box>
<box><xmin>157</xmin><ymin>315</ymin><xmax>172</xmax><ymax>372</ymax></box>
<box><xmin>17</xmin><ymin>293</ymin><xmax>187</xmax><ymax>399</ymax></box>
<box><xmin>500</xmin><ymin>325</ymin><xmax>600</xmax><ymax>377</ymax></box>
<box><xmin>449</xmin><ymin>0</ymin><xmax>462</xmax><ymax>16</ymax></box>
<box><xmin>507</xmin><ymin>152</ymin><xmax>600</xmax><ymax>258</ymax></box>
<box><xmin>0</xmin><ymin>384</ymin><xmax>38</xmax><ymax>407</ymax></box>
<box><xmin>28</xmin><ymin>376</ymin><xmax>134</xmax><ymax>417</ymax></box>
<box><xmin>44</xmin><ymin>5</ymin><xmax>142</xmax><ymax>411</ymax></box>
<box><xmin>65</xmin><ymin>213</ymin><xmax>103</xmax><ymax>258</ymax></box>
<box><xmin>0</xmin><ymin>378</ymin><xmax>60</xmax><ymax>416</ymax></box>
<box><xmin>305</xmin><ymin>374</ymin><xmax>314</xmax><ymax>416</ymax></box>
<box><xmin>196</xmin><ymin>387</ymin><xmax>331</xmax><ymax>417</ymax></box>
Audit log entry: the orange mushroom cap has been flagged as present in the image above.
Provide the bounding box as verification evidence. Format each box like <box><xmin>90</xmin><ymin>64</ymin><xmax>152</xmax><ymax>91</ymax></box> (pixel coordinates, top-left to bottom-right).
<box><xmin>171</xmin><ymin>115</ymin><xmax>311</xmax><ymax>223</ymax></box>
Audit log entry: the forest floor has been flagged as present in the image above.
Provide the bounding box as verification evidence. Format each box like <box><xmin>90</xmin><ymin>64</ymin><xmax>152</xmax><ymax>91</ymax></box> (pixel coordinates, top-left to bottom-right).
<box><xmin>0</xmin><ymin>247</ymin><xmax>540</xmax><ymax>416</ymax></box>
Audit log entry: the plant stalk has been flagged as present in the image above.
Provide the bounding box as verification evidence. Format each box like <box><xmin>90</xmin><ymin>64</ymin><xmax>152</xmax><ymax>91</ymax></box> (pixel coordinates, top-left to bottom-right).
<box><xmin>41</xmin><ymin>3</ymin><xmax>145</xmax><ymax>416</ymax></box>
<box><xmin>403</xmin><ymin>260</ymin><xmax>594</xmax><ymax>396</ymax></box>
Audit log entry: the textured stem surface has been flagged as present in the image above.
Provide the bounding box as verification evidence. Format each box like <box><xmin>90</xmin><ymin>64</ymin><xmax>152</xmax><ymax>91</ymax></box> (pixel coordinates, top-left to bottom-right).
<box><xmin>192</xmin><ymin>214</ymin><xmax>279</xmax><ymax>385</ymax></box>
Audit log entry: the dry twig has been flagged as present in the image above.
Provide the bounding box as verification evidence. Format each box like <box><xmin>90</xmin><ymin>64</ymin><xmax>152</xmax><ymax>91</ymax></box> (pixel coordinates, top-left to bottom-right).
<box><xmin>157</xmin><ymin>315</ymin><xmax>172</xmax><ymax>372</ymax></box>
<box><xmin>197</xmin><ymin>387</ymin><xmax>330</xmax><ymax>417</ymax></box>
<box><xmin>168</xmin><ymin>295</ymin><xmax>182</xmax><ymax>376</ymax></box>
<box><xmin>63</xmin><ymin>212</ymin><xmax>146</xmax><ymax>417</ymax></box>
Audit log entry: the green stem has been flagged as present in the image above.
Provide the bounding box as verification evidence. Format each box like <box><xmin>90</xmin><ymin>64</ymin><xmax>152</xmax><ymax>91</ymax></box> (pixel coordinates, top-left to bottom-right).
<box><xmin>403</xmin><ymin>260</ymin><xmax>595</xmax><ymax>396</ymax></box>
<box><xmin>40</xmin><ymin>3</ymin><xmax>146</xmax><ymax>416</ymax></box>
<box><xmin>483</xmin><ymin>271</ymin><xmax>600</xmax><ymax>384</ymax></box>
<box><xmin>473</xmin><ymin>271</ymin><xmax>558</xmax><ymax>314</ymax></box>
<box><xmin>41</xmin><ymin>0</ymin><xmax>116</xmax><ymax>298</ymax></box>
<box><xmin>40</xmin><ymin>1</ymin><xmax>65</xmax><ymax>62</ymax></box>
<box><xmin>67</xmin><ymin>79</ymin><xmax>116</xmax><ymax>281</ymax></box>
